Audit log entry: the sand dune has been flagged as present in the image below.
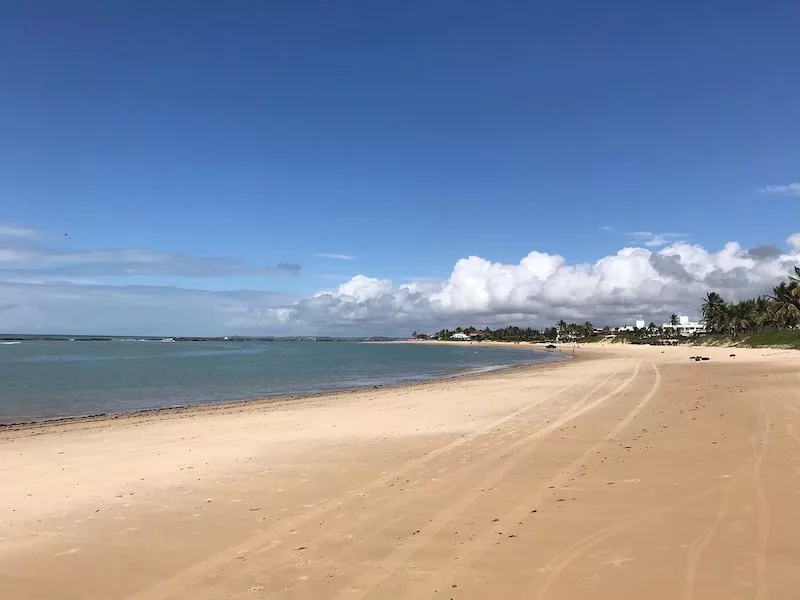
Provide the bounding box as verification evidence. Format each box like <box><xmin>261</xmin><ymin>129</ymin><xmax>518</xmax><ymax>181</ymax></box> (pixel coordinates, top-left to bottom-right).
<box><xmin>1</xmin><ymin>344</ymin><xmax>799</xmax><ymax>599</ymax></box>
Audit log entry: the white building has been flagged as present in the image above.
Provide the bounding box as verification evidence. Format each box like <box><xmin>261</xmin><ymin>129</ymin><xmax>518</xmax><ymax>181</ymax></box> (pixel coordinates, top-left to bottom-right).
<box><xmin>451</xmin><ymin>332</ymin><xmax>470</xmax><ymax>340</ymax></box>
<box><xmin>661</xmin><ymin>315</ymin><xmax>706</xmax><ymax>336</ymax></box>
<box><xmin>635</xmin><ymin>319</ymin><xmax>646</xmax><ymax>329</ymax></box>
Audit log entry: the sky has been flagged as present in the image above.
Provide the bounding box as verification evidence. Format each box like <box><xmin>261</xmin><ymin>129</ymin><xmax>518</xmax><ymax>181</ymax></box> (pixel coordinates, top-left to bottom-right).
<box><xmin>1</xmin><ymin>1</ymin><xmax>799</xmax><ymax>336</ymax></box>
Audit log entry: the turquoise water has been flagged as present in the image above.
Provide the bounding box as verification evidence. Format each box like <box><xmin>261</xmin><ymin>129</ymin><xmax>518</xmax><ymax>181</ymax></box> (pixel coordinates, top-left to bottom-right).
<box><xmin>0</xmin><ymin>341</ymin><xmax>558</xmax><ymax>423</ymax></box>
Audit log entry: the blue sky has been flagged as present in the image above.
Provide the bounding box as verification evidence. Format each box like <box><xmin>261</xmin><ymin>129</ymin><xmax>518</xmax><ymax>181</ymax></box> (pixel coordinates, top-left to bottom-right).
<box><xmin>1</xmin><ymin>1</ymin><xmax>799</xmax><ymax>335</ymax></box>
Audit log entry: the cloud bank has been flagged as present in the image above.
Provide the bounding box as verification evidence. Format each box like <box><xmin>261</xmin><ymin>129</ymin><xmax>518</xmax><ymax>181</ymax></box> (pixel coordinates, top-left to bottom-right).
<box><xmin>1</xmin><ymin>222</ymin><xmax>799</xmax><ymax>336</ymax></box>
<box><xmin>0</xmin><ymin>224</ymin><xmax>300</xmax><ymax>335</ymax></box>
<box><xmin>266</xmin><ymin>234</ymin><xmax>800</xmax><ymax>334</ymax></box>
<box><xmin>0</xmin><ymin>225</ymin><xmax>300</xmax><ymax>279</ymax></box>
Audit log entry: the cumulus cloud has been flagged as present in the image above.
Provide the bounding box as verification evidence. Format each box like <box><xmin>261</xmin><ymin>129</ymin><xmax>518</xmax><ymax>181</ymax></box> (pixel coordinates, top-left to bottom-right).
<box><xmin>262</xmin><ymin>234</ymin><xmax>800</xmax><ymax>334</ymax></box>
<box><xmin>758</xmin><ymin>183</ymin><xmax>800</xmax><ymax>196</ymax></box>
<box><xmin>746</xmin><ymin>245</ymin><xmax>782</xmax><ymax>260</ymax></box>
<box><xmin>314</xmin><ymin>253</ymin><xmax>356</xmax><ymax>260</ymax></box>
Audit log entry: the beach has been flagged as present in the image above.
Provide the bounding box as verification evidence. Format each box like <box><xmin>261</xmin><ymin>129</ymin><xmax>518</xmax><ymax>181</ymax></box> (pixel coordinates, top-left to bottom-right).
<box><xmin>1</xmin><ymin>343</ymin><xmax>799</xmax><ymax>599</ymax></box>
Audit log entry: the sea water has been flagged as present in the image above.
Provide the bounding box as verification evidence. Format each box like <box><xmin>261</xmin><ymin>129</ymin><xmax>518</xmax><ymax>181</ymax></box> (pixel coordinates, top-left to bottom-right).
<box><xmin>0</xmin><ymin>340</ymin><xmax>560</xmax><ymax>423</ymax></box>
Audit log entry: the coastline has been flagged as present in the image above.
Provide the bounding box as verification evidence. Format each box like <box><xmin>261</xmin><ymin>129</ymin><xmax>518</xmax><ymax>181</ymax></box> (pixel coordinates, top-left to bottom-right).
<box><xmin>3</xmin><ymin>343</ymin><xmax>798</xmax><ymax>599</ymax></box>
<box><xmin>0</xmin><ymin>342</ymin><xmax>574</xmax><ymax>433</ymax></box>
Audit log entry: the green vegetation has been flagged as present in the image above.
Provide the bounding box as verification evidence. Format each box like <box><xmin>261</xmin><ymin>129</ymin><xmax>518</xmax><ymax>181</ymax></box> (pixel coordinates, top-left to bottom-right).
<box><xmin>741</xmin><ymin>329</ymin><xmax>800</xmax><ymax>348</ymax></box>
<box><xmin>416</xmin><ymin>322</ymin><xmax>600</xmax><ymax>343</ymax></box>
<box><xmin>698</xmin><ymin>329</ymin><xmax>800</xmax><ymax>349</ymax></box>
<box><xmin>414</xmin><ymin>322</ymin><xmax>672</xmax><ymax>344</ymax></box>
<box><xmin>413</xmin><ymin>326</ymin><xmax>558</xmax><ymax>343</ymax></box>
<box><xmin>701</xmin><ymin>267</ymin><xmax>800</xmax><ymax>336</ymax></box>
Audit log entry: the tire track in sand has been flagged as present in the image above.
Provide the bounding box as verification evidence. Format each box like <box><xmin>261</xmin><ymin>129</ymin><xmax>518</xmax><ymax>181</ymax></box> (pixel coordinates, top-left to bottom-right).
<box><xmin>680</xmin><ymin>468</ymin><xmax>744</xmax><ymax>600</ymax></box>
<box><xmin>330</xmin><ymin>361</ymin><xmax>643</xmax><ymax>600</ymax></box>
<box><xmin>680</xmin><ymin>406</ymin><xmax>771</xmax><ymax>600</ymax></box>
<box><xmin>684</xmin><ymin>398</ymin><xmax>772</xmax><ymax>600</ymax></box>
<box><xmin>679</xmin><ymin>422</ymin><xmax>768</xmax><ymax>600</ymax></box>
<box><xmin>400</xmin><ymin>361</ymin><xmax>659</xmax><ymax>600</ymax></box>
<box><xmin>125</xmin><ymin>361</ymin><xmax>609</xmax><ymax>600</ymax></box>
<box><xmin>524</xmin><ymin>475</ymin><xmax>749</xmax><ymax>600</ymax></box>
<box><xmin>753</xmin><ymin>401</ymin><xmax>771</xmax><ymax>600</ymax></box>
<box><xmin>260</xmin><ymin>366</ymin><xmax>629</xmax><ymax>582</ymax></box>
<box><xmin>529</xmin><ymin>373</ymin><xmax>770</xmax><ymax>600</ymax></box>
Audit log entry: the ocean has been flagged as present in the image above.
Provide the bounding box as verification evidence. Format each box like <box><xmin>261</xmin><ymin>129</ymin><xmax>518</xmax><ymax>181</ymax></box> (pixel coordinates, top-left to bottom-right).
<box><xmin>0</xmin><ymin>340</ymin><xmax>560</xmax><ymax>424</ymax></box>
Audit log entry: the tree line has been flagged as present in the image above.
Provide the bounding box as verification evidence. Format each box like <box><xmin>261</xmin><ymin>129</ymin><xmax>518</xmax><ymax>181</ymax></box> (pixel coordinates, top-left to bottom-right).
<box><xmin>412</xmin><ymin>321</ymin><xmax>596</xmax><ymax>342</ymax></box>
<box><xmin>701</xmin><ymin>266</ymin><xmax>800</xmax><ymax>336</ymax></box>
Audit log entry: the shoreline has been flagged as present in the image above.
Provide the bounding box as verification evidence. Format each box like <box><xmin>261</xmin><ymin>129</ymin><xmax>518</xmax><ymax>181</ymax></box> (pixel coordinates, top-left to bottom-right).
<box><xmin>8</xmin><ymin>335</ymin><xmax>792</xmax><ymax>432</ymax></box>
<box><xmin>0</xmin><ymin>343</ymin><xmax>576</xmax><ymax>434</ymax></box>
<box><xmin>3</xmin><ymin>343</ymin><xmax>799</xmax><ymax>599</ymax></box>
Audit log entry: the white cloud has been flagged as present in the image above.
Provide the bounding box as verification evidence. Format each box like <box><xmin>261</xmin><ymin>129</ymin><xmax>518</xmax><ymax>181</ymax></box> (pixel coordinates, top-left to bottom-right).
<box><xmin>758</xmin><ymin>183</ymin><xmax>800</xmax><ymax>196</ymax></box>
<box><xmin>314</xmin><ymin>253</ymin><xmax>356</xmax><ymax>260</ymax></box>
<box><xmin>627</xmin><ymin>231</ymin><xmax>688</xmax><ymax>248</ymax></box>
<box><xmin>262</xmin><ymin>234</ymin><xmax>800</xmax><ymax>334</ymax></box>
<box><xmin>0</xmin><ymin>223</ymin><xmax>38</xmax><ymax>238</ymax></box>
<box><xmin>2</xmin><ymin>223</ymin><xmax>799</xmax><ymax>336</ymax></box>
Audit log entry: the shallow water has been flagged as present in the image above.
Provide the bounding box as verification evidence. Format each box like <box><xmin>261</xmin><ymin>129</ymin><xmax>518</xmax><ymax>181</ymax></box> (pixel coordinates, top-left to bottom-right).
<box><xmin>0</xmin><ymin>341</ymin><xmax>558</xmax><ymax>423</ymax></box>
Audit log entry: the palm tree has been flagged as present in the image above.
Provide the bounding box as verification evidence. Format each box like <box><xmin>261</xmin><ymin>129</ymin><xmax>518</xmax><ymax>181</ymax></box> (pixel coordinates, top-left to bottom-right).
<box><xmin>770</xmin><ymin>280</ymin><xmax>800</xmax><ymax>329</ymax></box>
<box><xmin>732</xmin><ymin>300</ymin><xmax>755</xmax><ymax>335</ymax></box>
<box><xmin>752</xmin><ymin>296</ymin><xmax>772</xmax><ymax>329</ymax></box>
<box><xmin>670</xmin><ymin>314</ymin><xmax>679</xmax><ymax>326</ymax></box>
<box><xmin>701</xmin><ymin>292</ymin><xmax>726</xmax><ymax>332</ymax></box>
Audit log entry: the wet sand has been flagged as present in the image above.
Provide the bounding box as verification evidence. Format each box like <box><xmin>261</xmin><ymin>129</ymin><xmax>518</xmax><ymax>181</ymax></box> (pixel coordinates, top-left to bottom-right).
<box><xmin>1</xmin><ymin>343</ymin><xmax>799</xmax><ymax>599</ymax></box>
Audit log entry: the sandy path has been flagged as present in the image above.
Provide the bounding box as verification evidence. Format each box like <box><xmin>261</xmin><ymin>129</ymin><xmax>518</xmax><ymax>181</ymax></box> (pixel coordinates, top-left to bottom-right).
<box><xmin>1</xmin><ymin>344</ymin><xmax>798</xmax><ymax>599</ymax></box>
